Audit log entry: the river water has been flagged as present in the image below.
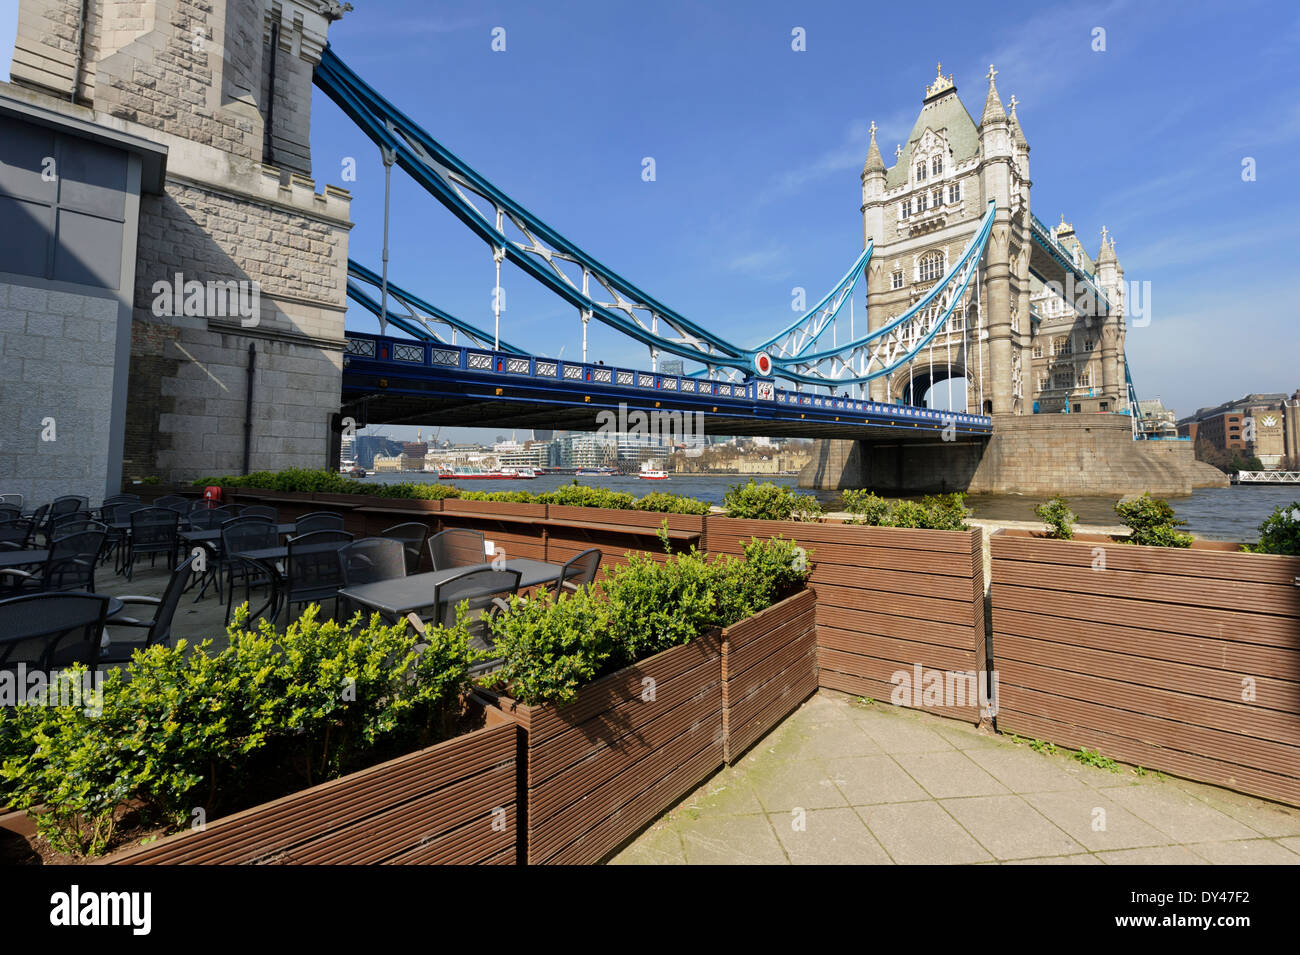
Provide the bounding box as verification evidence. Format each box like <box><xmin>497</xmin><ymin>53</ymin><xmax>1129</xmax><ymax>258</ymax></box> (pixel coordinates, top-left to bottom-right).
<box><xmin>361</xmin><ymin>471</ymin><xmax>1298</xmax><ymax>543</ymax></box>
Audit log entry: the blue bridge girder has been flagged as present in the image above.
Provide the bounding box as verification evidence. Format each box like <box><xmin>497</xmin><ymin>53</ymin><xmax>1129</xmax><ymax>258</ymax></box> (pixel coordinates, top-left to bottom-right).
<box><xmin>341</xmin><ymin>331</ymin><xmax>994</xmax><ymax>441</ymax></box>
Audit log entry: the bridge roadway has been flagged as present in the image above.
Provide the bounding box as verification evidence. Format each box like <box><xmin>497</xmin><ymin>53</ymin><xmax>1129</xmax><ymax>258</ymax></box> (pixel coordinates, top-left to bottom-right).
<box><xmin>341</xmin><ymin>333</ymin><xmax>994</xmax><ymax>441</ymax></box>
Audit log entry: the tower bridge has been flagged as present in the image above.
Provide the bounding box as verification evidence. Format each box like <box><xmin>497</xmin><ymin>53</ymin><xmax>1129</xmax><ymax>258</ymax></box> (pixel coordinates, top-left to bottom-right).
<box><xmin>0</xmin><ymin>2</ymin><xmax>1225</xmax><ymax>503</ymax></box>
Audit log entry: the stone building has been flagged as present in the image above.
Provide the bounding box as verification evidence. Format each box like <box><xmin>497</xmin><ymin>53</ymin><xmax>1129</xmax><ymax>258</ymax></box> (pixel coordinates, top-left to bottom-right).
<box><xmin>1179</xmin><ymin>391</ymin><xmax>1300</xmax><ymax>468</ymax></box>
<box><xmin>2</xmin><ymin>0</ymin><xmax>353</xmax><ymax>499</ymax></box>
<box><xmin>859</xmin><ymin>64</ymin><xmax>1127</xmax><ymax>417</ymax></box>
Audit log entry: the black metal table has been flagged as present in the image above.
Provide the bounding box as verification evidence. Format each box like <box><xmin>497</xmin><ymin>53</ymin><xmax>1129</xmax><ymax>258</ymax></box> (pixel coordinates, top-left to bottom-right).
<box><xmin>338</xmin><ymin>558</ymin><xmax>562</xmax><ymax>620</ymax></box>
<box><xmin>0</xmin><ymin>549</ymin><xmax>50</xmax><ymax>569</ymax></box>
<box><xmin>179</xmin><ymin>522</ymin><xmax>299</xmax><ymax>545</ymax></box>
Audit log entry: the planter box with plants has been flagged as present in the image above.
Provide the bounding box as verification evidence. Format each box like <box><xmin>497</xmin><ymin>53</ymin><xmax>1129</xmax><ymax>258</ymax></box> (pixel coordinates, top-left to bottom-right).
<box><xmin>480</xmin><ymin>535</ymin><xmax>810</xmax><ymax>864</ymax></box>
<box><xmin>0</xmin><ymin>609</ymin><xmax>517</xmax><ymax>865</ymax></box>
<box><xmin>993</xmin><ymin>494</ymin><xmax>1300</xmax><ymax>807</ymax></box>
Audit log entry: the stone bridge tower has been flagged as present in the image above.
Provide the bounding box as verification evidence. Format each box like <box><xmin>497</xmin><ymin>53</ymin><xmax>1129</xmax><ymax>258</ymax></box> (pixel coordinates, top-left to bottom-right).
<box><xmin>860</xmin><ymin>64</ymin><xmax>1034</xmax><ymax>416</ymax></box>
<box><xmin>4</xmin><ymin>0</ymin><xmax>352</xmax><ymax>489</ymax></box>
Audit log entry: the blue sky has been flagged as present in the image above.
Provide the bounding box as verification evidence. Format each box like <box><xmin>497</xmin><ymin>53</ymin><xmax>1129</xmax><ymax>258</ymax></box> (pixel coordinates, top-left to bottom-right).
<box><xmin>2</xmin><ymin>0</ymin><xmax>1297</xmax><ymax>442</ymax></box>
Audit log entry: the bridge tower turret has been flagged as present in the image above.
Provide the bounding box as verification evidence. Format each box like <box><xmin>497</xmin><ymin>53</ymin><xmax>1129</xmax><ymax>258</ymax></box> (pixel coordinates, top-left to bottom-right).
<box><xmin>977</xmin><ymin>65</ymin><xmax>1018</xmax><ymax>415</ymax></box>
<box><xmin>1095</xmin><ymin>231</ymin><xmax>1127</xmax><ymax>411</ymax></box>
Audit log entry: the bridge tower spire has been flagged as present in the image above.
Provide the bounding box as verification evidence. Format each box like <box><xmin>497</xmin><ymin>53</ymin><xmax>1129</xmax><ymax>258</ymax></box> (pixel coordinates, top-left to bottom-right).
<box><xmin>978</xmin><ymin>63</ymin><xmax>1019</xmax><ymax>414</ymax></box>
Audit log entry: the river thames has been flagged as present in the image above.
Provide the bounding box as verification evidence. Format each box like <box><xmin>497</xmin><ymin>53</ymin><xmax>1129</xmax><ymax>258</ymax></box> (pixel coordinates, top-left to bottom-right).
<box><xmin>359</xmin><ymin>472</ymin><xmax>1297</xmax><ymax>543</ymax></box>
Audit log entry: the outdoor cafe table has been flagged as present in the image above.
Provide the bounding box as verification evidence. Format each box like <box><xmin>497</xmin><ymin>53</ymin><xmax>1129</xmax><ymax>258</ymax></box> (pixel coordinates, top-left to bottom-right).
<box><xmin>178</xmin><ymin>522</ymin><xmax>299</xmax><ymax>545</ymax></box>
<box><xmin>0</xmin><ymin>549</ymin><xmax>50</xmax><ymax>569</ymax></box>
<box><xmin>338</xmin><ymin>558</ymin><xmax>563</xmax><ymax>621</ymax></box>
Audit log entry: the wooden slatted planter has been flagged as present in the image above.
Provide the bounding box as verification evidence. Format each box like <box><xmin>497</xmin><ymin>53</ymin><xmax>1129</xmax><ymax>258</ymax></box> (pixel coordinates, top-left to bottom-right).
<box><xmin>105</xmin><ymin>704</ymin><xmax>519</xmax><ymax>865</ymax></box>
<box><xmin>544</xmin><ymin>506</ymin><xmax>705</xmax><ymax>573</ymax></box>
<box><xmin>437</xmin><ymin>499</ymin><xmax>548</xmax><ymax>561</ymax></box>
<box><xmin>991</xmin><ymin>532</ymin><xmax>1300</xmax><ymax>807</ymax></box>
<box><xmin>485</xmin><ymin>631</ymin><xmax>724</xmax><ymax>865</ymax></box>
<box><xmin>708</xmin><ymin>518</ymin><xmax>988</xmax><ymax>723</ymax></box>
<box><xmin>721</xmin><ymin>588</ymin><xmax>818</xmax><ymax>763</ymax></box>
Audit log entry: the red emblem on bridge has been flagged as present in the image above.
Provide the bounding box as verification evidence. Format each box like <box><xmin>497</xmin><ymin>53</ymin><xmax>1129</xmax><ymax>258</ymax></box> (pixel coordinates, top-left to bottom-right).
<box><xmin>754</xmin><ymin>352</ymin><xmax>772</xmax><ymax>376</ymax></box>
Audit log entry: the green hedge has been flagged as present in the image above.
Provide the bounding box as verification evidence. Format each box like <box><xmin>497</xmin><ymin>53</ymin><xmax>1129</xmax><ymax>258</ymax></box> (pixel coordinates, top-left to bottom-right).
<box><xmin>1244</xmin><ymin>502</ymin><xmax>1300</xmax><ymax>556</ymax></box>
<box><xmin>1114</xmin><ymin>493</ymin><xmax>1193</xmax><ymax>547</ymax></box>
<box><xmin>480</xmin><ymin>535</ymin><xmax>811</xmax><ymax>707</ymax></box>
<box><xmin>0</xmin><ymin>607</ymin><xmax>473</xmax><ymax>858</ymax></box>
<box><xmin>842</xmin><ymin>490</ymin><xmax>972</xmax><ymax>531</ymax></box>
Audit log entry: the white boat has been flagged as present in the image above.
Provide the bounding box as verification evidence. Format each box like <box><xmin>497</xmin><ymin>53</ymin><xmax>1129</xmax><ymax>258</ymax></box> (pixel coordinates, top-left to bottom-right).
<box><xmin>638</xmin><ymin>463</ymin><xmax>668</xmax><ymax>480</ymax></box>
<box><xmin>500</xmin><ymin>466</ymin><xmax>539</xmax><ymax>479</ymax></box>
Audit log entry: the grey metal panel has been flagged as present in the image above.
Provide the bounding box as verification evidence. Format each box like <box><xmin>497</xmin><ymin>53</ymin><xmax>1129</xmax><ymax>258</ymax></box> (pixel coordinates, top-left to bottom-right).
<box><xmin>57</xmin><ymin>137</ymin><xmax>127</xmax><ymax>220</ymax></box>
<box><xmin>0</xmin><ymin>117</ymin><xmax>58</xmax><ymax>204</ymax></box>
<box><xmin>0</xmin><ymin>195</ymin><xmax>52</xmax><ymax>276</ymax></box>
<box><xmin>54</xmin><ymin>208</ymin><xmax>123</xmax><ymax>289</ymax></box>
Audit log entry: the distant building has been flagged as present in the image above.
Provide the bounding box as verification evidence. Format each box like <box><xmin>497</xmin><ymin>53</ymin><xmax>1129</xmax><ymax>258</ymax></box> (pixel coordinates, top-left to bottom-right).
<box><xmin>1134</xmin><ymin>397</ymin><xmax>1177</xmax><ymax>438</ymax></box>
<box><xmin>1177</xmin><ymin>390</ymin><xmax>1300</xmax><ymax>468</ymax></box>
<box><xmin>353</xmin><ymin>435</ymin><xmax>404</xmax><ymax>469</ymax></box>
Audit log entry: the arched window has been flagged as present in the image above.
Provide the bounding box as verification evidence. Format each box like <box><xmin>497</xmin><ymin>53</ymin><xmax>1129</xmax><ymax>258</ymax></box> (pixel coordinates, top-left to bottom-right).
<box><xmin>919</xmin><ymin>251</ymin><xmax>945</xmax><ymax>282</ymax></box>
<box><xmin>931</xmin><ymin>155</ymin><xmax>943</xmax><ymax>176</ymax></box>
<box><xmin>915</xmin><ymin>161</ymin><xmax>928</xmax><ymax>182</ymax></box>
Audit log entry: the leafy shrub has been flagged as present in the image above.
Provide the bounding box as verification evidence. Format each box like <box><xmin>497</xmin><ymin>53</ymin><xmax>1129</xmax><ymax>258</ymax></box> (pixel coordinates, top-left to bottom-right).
<box><xmin>723</xmin><ymin>479</ymin><xmax>822</xmax><ymax>521</ymax></box>
<box><xmin>1034</xmin><ymin>496</ymin><xmax>1076</xmax><ymax>540</ymax></box>
<box><xmin>0</xmin><ymin>609</ymin><xmax>473</xmax><ymax>857</ymax></box>
<box><xmin>839</xmin><ymin>490</ymin><xmax>969</xmax><ymax>530</ymax></box>
<box><xmin>713</xmin><ymin>536</ymin><xmax>811</xmax><ymax>625</ymax></box>
<box><xmin>1114</xmin><ymin>493</ymin><xmax>1193</xmax><ymax>547</ymax></box>
<box><xmin>842</xmin><ymin>490</ymin><xmax>890</xmax><ymax>526</ymax></box>
<box><xmin>633</xmin><ymin>491</ymin><xmax>712</xmax><ymax>515</ymax></box>
<box><xmin>481</xmin><ymin>588</ymin><xmax>616</xmax><ymax>707</ymax></box>
<box><xmin>602</xmin><ymin>549</ymin><xmax>721</xmax><ymax>666</ymax></box>
<box><xmin>539</xmin><ymin>483</ymin><xmax>637</xmax><ymax>510</ymax></box>
<box><xmin>1244</xmin><ymin>502</ymin><xmax>1300</xmax><ymax>556</ymax></box>
<box><xmin>456</xmin><ymin>489</ymin><xmax>541</xmax><ymax>504</ymax></box>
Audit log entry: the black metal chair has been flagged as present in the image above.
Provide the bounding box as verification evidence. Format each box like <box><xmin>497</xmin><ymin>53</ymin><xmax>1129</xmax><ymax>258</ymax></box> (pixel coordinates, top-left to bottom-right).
<box><xmin>431</xmin><ymin>567</ymin><xmax>521</xmax><ymax>674</ymax></box>
<box><xmin>294</xmin><ymin>511</ymin><xmax>345</xmax><ymax>535</ymax></box>
<box><xmin>154</xmin><ymin>494</ymin><xmax>186</xmax><ymax>509</ymax></box>
<box><xmin>0</xmin><ymin>503</ymin><xmax>22</xmax><ymax>524</ymax></box>
<box><xmin>338</xmin><ymin>537</ymin><xmax>406</xmax><ymax>618</ymax></box>
<box><xmin>187</xmin><ymin>508</ymin><xmax>227</xmax><ymax>530</ymax></box>
<box><xmin>427</xmin><ymin>528</ymin><xmax>487</xmax><ymax>571</ymax></box>
<box><xmin>1</xmin><ymin>528</ymin><xmax>107</xmax><ymax>595</ymax></box>
<box><xmin>281</xmin><ymin>529</ymin><xmax>354</xmax><ymax>623</ymax></box>
<box><xmin>0</xmin><ymin>518</ymin><xmax>36</xmax><ymax>552</ymax></box>
<box><xmin>219</xmin><ymin>517</ymin><xmax>280</xmax><ymax>623</ymax></box>
<box><xmin>552</xmin><ymin>547</ymin><xmax>602</xmax><ymax>594</ymax></box>
<box><xmin>381</xmin><ymin>522</ymin><xmax>430</xmax><ymax>575</ymax></box>
<box><xmin>0</xmin><ymin>592</ymin><xmax>109</xmax><ymax>672</ymax></box>
<box><xmin>123</xmin><ymin>507</ymin><xmax>180</xmax><ymax>581</ymax></box>
<box><xmin>100</xmin><ymin>557</ymin><xmax>196</xmax><ymax>663</ymax></box>
<box><xmin>158</xmin><ymin>497</ymin><xmax>191</xmax><ymax>517</ymax></box>
<box><xmin>240</xmin><ymin>505</ymin><xmax>278</xmax><ymax>521</ymax></box>
<box><xmin>100</xmin><ymin>501</ymin><xmax>145</xmax><ymax>569</ymax></box>
<box><xmin>211</xmin><ymin>504</ymin><xmax>242</xmax><ymax>522</ymax></box>
<box><xmin>50</xmin><ymin>495</ymin><xmax>88</xmax><ymax>517</ymax></box>
<box><xmin>46</xmin><ymin>510</ymin><xmax>96</xmax><ymax>543</ymax></box>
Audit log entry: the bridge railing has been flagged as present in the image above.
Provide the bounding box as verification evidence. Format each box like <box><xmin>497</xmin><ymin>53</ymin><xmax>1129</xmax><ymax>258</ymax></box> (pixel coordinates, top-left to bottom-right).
<box><xmin>342</xmin><ymin>331</ymin><xmax>995</xmax><ymax>430</ymax></box>
<box><xmin>1028</xmin><ymin>212</ymin><xmax>1110</xmax><ymax>312</ymax></box>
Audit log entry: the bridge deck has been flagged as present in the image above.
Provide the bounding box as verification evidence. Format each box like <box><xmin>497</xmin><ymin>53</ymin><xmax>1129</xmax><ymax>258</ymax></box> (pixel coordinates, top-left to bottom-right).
<box><xmin>341</xmin><ymin>333</ymin><xmax>994</xmax><ymax>442</ymax></box>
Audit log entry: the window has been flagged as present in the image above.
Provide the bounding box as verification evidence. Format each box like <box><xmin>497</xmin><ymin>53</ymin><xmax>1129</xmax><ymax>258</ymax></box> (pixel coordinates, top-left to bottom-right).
<box><xmin>931</xmin><ymin>155</ymin><xmax>943</xmax><ymax>176</ymax></box>
<box><xmin>891</xmin><ymin>270</ymin><xmax>904</xmax><ymax>290</ymax></box>
<box><xmin>918</xmin><ymin>192</ymin><xmax>928</xmax><ymax>212</ymax></box>
<box><xmin>1100</xmin><ymin>401</ymin><xmax>1109</xmax><ymax>411</ymax></box>
<box><xmin>1038</xmin><ymin>376</ymin><xmax>1049</xmax><ymax>392</ymax></box>
<box><xmin>950</xmin><ymin>312</ymin><xmax>964</xmax><ymax>331</ymax></box>
<box><xmin>1084</xmin><ymin>338</ymin><xmax>1095</xmax><ymax>351</ymax></box>
<box><xmin>901</xmin><ymin>199</ymin><xmax>910</xmax><ymax>219</ymax></box>
<box><xmin>1052</xmin><ymin>337</ymin><xmax>1073</xmax><ymax>357</ymax></box>
<box><xmin>916</xmin><ymin>162</ymin><xmax>927</xmax><ymax>182</ymax></box>
<box><xmin>1032</xmin><ymin>343</ymin><xmax>1043</xmax><ymax>358</ymax></box>
<box><xmin>932</xmin><ymin>188</ymin><xmax>942</xmax><ymax>209</ymax></box>
<box><xmin>1077</xmin><ymin>369</ymin><xmax>1092</xmax><ymax>388</ymax></box>
<box><xmin>1054</xmin><ymin>372</ymin><xmax>1073</xmax><ymax>390</ymax></box>
<box><xmin>1073</xmin><ymin>404</ymin><xmax>1082</xmax><ymax>413</ymax></box>
<box><xmin>948</xmin><ymin>180</ymin><xmax>961</xmax><ymax>203</ymax></box>
<box><xmin>919</xmin><ymin>251</ymin><xmax>945</xmax><ymax>282</ymax></box>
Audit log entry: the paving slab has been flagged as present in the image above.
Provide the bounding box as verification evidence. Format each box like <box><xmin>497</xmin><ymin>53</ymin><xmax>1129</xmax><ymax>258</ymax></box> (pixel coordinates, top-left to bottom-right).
<box><xmin>858</xmin><ymin>801</ymin><xmax>992</xmax><ymax>865</ymax></box>
<box><xmin>606</xmin><ymin>691</ymin><xmax>1300</xmax><ymax>864</ymax></box>
<box><xmin>770</xmin><ymin>808</ymin><xmax>893</xmax><ymax>865</ymax></box>
<box><xmin>824</xmin><ymin>755</ymin><xmax>930</xmax><ymax>806</ymax></box>
<box><xmin>893</xmin><ymin>751</ymin><xmax>1010</xmax><ymax>799</ymax></box>
<box><xmin>940</xmin><ymin>795</ymin><xmax>1085</xmax><ymax>860</ymax></box>
<box><xmin>675</xmin><ymin>813</ymin><xmax>789</xmax><ymax>865</ymax></box>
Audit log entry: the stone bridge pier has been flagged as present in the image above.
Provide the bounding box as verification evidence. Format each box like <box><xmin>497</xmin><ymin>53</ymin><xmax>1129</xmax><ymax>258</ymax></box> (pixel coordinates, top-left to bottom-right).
<box><xmin>800</xmin><ymin>414</ymin><xmax>1228</xmax><ymax>497</ymax></box>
